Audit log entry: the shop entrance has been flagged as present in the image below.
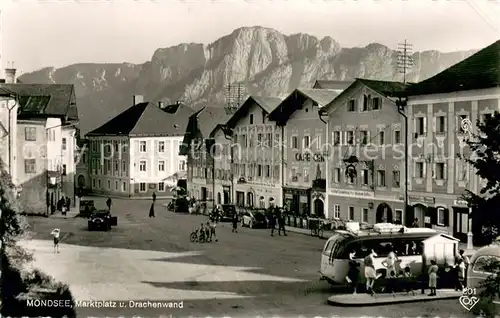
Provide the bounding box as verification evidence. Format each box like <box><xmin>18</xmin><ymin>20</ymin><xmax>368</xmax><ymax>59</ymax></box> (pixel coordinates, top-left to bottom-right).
<box><xmin>313</xmin><ymin>199</ymin><xmax>325</xmax><ymax>218</ymax></box>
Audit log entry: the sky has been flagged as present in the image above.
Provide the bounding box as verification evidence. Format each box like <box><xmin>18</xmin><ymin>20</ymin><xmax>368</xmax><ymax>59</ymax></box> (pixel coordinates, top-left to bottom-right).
<box><xmin>1</xmin><ymin>0</ymin><xmax>499</xmax><ymax>75</ymax></box>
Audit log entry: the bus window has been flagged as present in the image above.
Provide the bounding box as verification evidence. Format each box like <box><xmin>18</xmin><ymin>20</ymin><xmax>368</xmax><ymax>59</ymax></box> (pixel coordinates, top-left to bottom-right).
<box><xmin>323</xmin><ymin>240</ymin><xmax>335</xmax><ymax>255</ymax></box>
<box><xmin>325</xmin><ymin>233</ymin><xmax>349</xmax><ymax>258</ymax></box>
<box><xmin>342</xmin><ymin>241</ymin><xmax>370</xmax><ymax>259</ymax></box>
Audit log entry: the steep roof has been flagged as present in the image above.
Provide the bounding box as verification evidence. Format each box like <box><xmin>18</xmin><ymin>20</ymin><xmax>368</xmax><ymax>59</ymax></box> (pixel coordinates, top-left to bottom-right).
<box><xmin>0</xmin><ymin>84</ymin><xmax>78</xmax><ymax>120</ymax></box>
<box><xmin>356</xmin><ymin>79</ymin><xmax>408</xmax><ymax>97</ymax></box>
<box><xmin>268</xmin><ymin>88</ymin><xmax>338</xmax><ymax>124</ymax></box>
<box><xmin>313</xmin><ymin>80</ymin><xmax>354</xmax><ymax>90</ymax></box>
<box><xmin>197</xmin><ymin>106</ymin><xmax>235</xmax><ymax>138</ymax></box>
<box><xmin>226</xmin><ymin>96</ymin><xmax>282</xmax><ymax>128</ymax></box>
<box><xmin>87</xmin><ymin>102</ymin><xmax>193</xmax><ymax>137</ymax></box>
<box><xmin>406</xmin><ymin>40</ymin><xmax>500</xmax><ymax>96</ymax></box>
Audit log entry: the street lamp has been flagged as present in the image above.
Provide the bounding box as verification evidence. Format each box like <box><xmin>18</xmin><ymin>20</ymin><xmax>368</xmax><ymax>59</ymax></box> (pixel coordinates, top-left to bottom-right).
<box><xmin>396</xmin><ymin>96</ymin><xmax>409</xmax><ymax>225</ymax></box>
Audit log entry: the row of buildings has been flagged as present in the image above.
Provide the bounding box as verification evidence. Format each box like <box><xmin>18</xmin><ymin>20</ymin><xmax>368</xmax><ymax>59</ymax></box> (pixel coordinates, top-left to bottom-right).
<box><xmin>181</xmin><ymin>40</ymin><xmax>500</xmax><ymax>243</ymax></box>
<box><xmin>0</xmin><ymin>68</ymin><xmax>79</xmax><ymax>214</ymax></box>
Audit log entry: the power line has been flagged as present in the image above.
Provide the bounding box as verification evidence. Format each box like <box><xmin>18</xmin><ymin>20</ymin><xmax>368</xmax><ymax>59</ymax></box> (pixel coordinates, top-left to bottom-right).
<box><xmin>397</xmin><ymin>40</ymin><xmax>413</xmax><ymax>84</ymax></box>
<box><xmin>225</xmin><ymin>83</ymin><xmax>246</xmax><ymax>111</ymax></box>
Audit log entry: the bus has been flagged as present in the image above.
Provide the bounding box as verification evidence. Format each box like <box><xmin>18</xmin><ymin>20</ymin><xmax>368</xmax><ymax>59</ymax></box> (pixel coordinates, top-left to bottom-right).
<box><xmin>320</xmin><ymin>223</ymin><xmax>438</xmax><ymax>285</ymax></box>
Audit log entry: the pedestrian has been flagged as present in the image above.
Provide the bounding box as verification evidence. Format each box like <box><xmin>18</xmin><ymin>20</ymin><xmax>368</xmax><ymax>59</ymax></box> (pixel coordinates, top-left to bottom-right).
<box><xmin>209</xmin><ymin>221</ymin><xmax>218</xmax><ymax>242</ymax></box>
<box><xmin>411</xmin><ymin>218</ymin><xmax>419</xmax><ymax>228</ymax></box>
<box><xmin>152</xmin><ymin>192</ymin><xmax>156</xmax><ymax>202</ymax></box>
<box><xmin>363</xmin><ymin>249</ymin><xmax>378</xmax><ymax>295</ymax></box>
<box><xmin>149</xmin><ymin>202</ymin><xmax>155</xmax><ymax>217</ymax></box>
<box><xmin>381</xmin><ymin>245</ymin><xmax>398</xmax><ymax>278</ymax></box>
<box><xmin>346</xmin><ymin>251</ymin><xmax>360</xmax><ymax>294</ymax></box>
<box><xmin>66</xmin><ymin>196</ymin><xmax>71</xmax><ymax>210</ymax></box>
<box><xmin>428</xmin><ymin>260</ymin><xmax>439</xmax><ymax>296</ymax></box>
<box><xmin>459</xmin><ymin>249</ymin><xmax>470</xmax><ymax>286</ymax></box>
<box><xmin>106</xmin><ymin>197</ymin><xmax>112</xmax><ymax>212</ymax></box>
<box><xmin>278</xmin><ymin>209</ymin><xmax>286</xmax><ymax>236</ymax></box>
<box><xmin>232</xmin><ymin>213</ymin><xmax>238</xmax><ymax>233</ymax></box>
<box><xmin>269</xmin><ymin>208</ymin><xmax>276</xmax><ymax>236</ymax></box>
<box><xmin>455</xmin><ymin>257</ymin><xmax>466</xmax><ymax>290</ymax></box>
<box><xmin>51</xmin><ymin>228</ymin><xmax>60</xmax><ymax>253</ymax></box>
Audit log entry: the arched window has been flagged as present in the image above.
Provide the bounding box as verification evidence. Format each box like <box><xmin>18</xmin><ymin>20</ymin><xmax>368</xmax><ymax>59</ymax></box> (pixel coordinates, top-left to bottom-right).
<box><xmin>247</xmin><ymin>192</ymin><xmax>254</xmax><ymax>207</ymax></box>
<box><xmin>259</xmin><ymin>196</ymin><xmax>265</xmax><ymax>208</ymax></box>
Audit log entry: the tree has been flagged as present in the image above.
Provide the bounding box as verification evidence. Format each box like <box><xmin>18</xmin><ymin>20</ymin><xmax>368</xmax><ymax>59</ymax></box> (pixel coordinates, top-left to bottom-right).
<box><xmin>462</xmin><ymin>112</ymin><xmax>500</xmax><ymax>317</ymax></box>
<box><xmin>462</xmin><ymin>112</ymin><xmax>500</xmax><ymax>244</ymax></box>
<box><xmin>0</xmin><ymin>160</ymin><xmax>76</xmax><ymax>317</ymax></box>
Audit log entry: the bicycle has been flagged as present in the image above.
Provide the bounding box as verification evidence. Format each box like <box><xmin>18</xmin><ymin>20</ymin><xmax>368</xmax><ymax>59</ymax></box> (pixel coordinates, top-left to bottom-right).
<box><xmin>310</xmin><ymin>219</ymin><xmax>326</xmax><ymax>238</ymax></box>
<box><xmin>189</xmin><ymin>230</ymin><xmax>206</xmax><ymax>243</ymax></box>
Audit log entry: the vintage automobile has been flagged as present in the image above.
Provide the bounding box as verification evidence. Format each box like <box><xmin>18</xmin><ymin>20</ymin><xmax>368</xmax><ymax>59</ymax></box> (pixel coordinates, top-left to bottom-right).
<box><xmin>220</xmin><ymin>204</ymin><xmax>237</xmax><ymax>221</ymax></box>
<box><xmin>88</xmin><ymin>210</ymin><xmax>118</xmax><ymax>231</ymax></box>
<box><xmin>79</xmin><ymin>200</ymin><xmax>95</xmax><ymax>218</ymax></box>
<box><xmin>240</xmin><ymin>210</ymin><xmax>268</xmax><ymax>229</ymax></box>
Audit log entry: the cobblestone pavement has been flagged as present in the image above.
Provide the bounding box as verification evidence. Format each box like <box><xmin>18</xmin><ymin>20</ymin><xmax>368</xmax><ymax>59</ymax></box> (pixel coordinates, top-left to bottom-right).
<box><xmin>22</xmin><ymin>196</ymin><xmax>474</xmax><ymax>317</ymax></box>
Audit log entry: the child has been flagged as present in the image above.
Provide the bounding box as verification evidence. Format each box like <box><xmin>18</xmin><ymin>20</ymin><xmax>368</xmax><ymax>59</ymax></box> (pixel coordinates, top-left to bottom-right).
<box><xmin>51</xmin><ymin>229</ymin><xmax>60</xmax><ymax>253</ymax></box>
<box><xmin>363</xmin><ymin>249</ymin><xmax>378</xmax><ymax>295</ymax></box>
<box><xmin>428</xmin><ymin>260</ymin><xmax>439</xmax><ymax>296</ymax></box>
<box><xmin>346</xmin><ymin>260</ymin><xmax>360</xmax><ymax>294</ymax></box>
<box><xmin>385</xmin><ymin>270</ymin><xmax>397</xmax><ymax>295</ymax></box>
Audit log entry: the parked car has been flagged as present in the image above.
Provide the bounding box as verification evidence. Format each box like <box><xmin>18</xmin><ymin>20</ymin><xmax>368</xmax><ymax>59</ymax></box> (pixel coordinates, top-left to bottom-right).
<box><xmin>88</xmin><ymin>210</ymin><xmax>117</xmax><ymax>231</ymax></box>
<box><xmin>79</xmin><ymin>200</ymin><xmax>95</xmax><ymax>218</ymax></box>
<box><xmin>220</xmin><ymin>204</ymin><xmax>237</xmax><ymax>221</ymax></box>
<box><xmin>467</xmin><ymin>244</ymin><xmax>500</xmax><ymax>306</ymax></box>
<box><xmin>241</xmin><ymin>210</ymin><xmax>268</xmax><ymax>228</ymax></box>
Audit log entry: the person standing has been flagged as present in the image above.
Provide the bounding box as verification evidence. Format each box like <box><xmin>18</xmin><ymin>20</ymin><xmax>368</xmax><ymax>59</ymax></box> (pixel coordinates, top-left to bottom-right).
<box><xmin>106</xmin><ymin>197</ymin><xmax>112</xmax><ymax>212</ymax></box>
<box><xmin>66</xmin><ymin>196</ymin><xmax>71</xmax><ymax>211</ymax></box>
<box><xmin>269</xmin><ymin>208</ymin><xmax>277</xmax><ymax>237</ymax></box>
<box><xmin>363</xmin><ymin>249</ymin><xmax>378</xmax><ymax>295</ymax></box>
<box><xmin>149</xmin><ymin>202</ymin><xmax>155</xmax><ymax>218</ymax></box>
<box><xmin>278</xmin><ymin>209</ymin><xmax>286</xmax><ymax>236</ymax></box>
<box><xmin>382</xmin><ymin>245</ymin><xmax>398</xmax><ymax>278</ymax></box>
<box><xmin>428</xmin><ymin>260</ymin><xmax>439</xmax><ymax>296</ymax></box>
<box><xmin>152</xmin><ymin>192</ymin><xmax>156</xmax><ymax>202</ymax></box>
<box><xmin>459</xmin><ymin>249</ymin><xmax>470</xmax><ymax>286</ymax></box>
<box><xmin>51</xmin><ymin>229</ymin><xmax>60</xmax><ymax>253</ymax></box>
<box><xmin>232</xmin><ymin>213</ymin><xmax>238</xmax><ymax>233</ymax></box>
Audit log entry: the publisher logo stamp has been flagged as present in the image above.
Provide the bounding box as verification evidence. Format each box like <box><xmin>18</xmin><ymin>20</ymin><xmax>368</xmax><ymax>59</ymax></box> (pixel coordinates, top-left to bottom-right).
<box><xmin>460</xmin><ymin>287</ymin><xmax>479</xmax><ymax>311</ymax></box>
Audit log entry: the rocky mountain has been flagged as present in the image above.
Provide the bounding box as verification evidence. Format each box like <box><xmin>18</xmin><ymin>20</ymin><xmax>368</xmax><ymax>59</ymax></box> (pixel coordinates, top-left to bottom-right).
<box><xmin>19</xmin><ymin>26</ymin><xmax>476</xmax><ymax>135</ymax></box>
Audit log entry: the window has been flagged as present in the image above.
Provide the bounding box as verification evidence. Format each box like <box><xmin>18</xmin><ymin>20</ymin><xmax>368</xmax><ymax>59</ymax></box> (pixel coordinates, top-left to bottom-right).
<box><xmin>416</xmin><ymin>162</ymin><xmax>425</xmax><ymax>179</ymax></box>
<box><xmin>107</xmin><ymin>180</ymin><xmax>111</xmax><ymax>189</ymax></box>
<box><xmin>362</xmin><ymin>208</ymin><xmax>369</xmax><ymax>223</ymax></box>
<box><xmin>262</xmin><ymin>110</ymin><xmax>266</xmax><ymax>123</ymax></box>
<box><xmin>377</xmin><ymin>170</ymin><xmax>386</xmax><ymax>187</ymax></box>
<box><xmin>347</xmin><ymin>99</ymin><xmax>356</xmax><ymax>112</ymax></box>
<box><xmin>392</xmin><ymin>170</ymin><xmax>400</xmax><ymax>187</ymax></box>
<box><xmin>179</xmin><ymin>160</ymin><xmax>186</xmax><ymax>171</ymax></box>
<box><xmin>360</xmin><ymin>131</ymin><xmax>368</xmax><ymax>145</ymax></box>
<box><xmin>25</xmin><ymin>127</ymin><xmax>36</xmax><ymax>141</ymax></box>
<box><xmin>92</xmin><ymin>179</ymin><xmax>96</xmax><ymax>187</ymax></box>
<box><xmin>347</xmin><ymin>169</ymin><xmax>355</xmax><ymax>184</ymax></box>
<box><xmin>303</xmin><ymin>135</ymin><xmax>310</xmax><ymax>149</ymax></box>
<box><xmin>115</xmin><ymin>181</ymin><xmax>118</xmax><ymax>190</ymax></box>
<box><xmin>291</xmin><ymin>136</ymin><xmax>299</xmax><ymax>149</ymax></box>
<box><xmin>394</xmin><ymin>130</ymin><xmax>401</xmax><ymax>144</ymax></box>
<box><xmin>257</xmin><ymin>164</ymin><xmax>262</xmax><ymax>177</ymax></box>
<box><xmin>333</xmin><ymin>131</ymin><xmax>341</xmax><ymax>145</ymax></box>
<box><xmin>472</xmin><ymin>256</ymin><xmax>500</xmax><ymax>274</ymax></box>
<box><xmin>139</xmin><ymin>160</ymin><xmax>147</xmax><ymax>172</ymax></box>
<box><xmin>122</xmin><ymin>161</ymin><xmax>127</xmax><ymax>173</ymax></box>
<box><xmin>361</xmin><ymin>169</ymin><xmax>369</xmax><ymax>185</ymax></box>
<box><xmin>24</xmin><ymin>159</ymin><xmax>36</xmax><ymax>173</ymax></box>
<box><xmin>378</xmin><ymin>131</ymin><xmax>385</xmax><ymax>145</ymax></box>
<box><xmin>139</xmin><ymin>141</ymin><xmax>147</xmax><ymax>152</ymax></box>
<box><xmin>304</xmin><ymin>168</ymin><xmax>309</xmax><ymax>182</ymax></box>
<box><xmin>250</xmin><ymin>114</ymin><xmax>254</xmax><ymax>124</ymax></box>
<box><xmin>458</xmin><ymin>115</ymin><xmax>468</xmax><ymax>133</ymax></box>
<box><xmin>394</xmin><ymin>209</ymin><xmax>403</xmax><ymax>225</ymax></box>
<box><xmin>348</xmin><ymin>206</ymin><xmax>355</xmax><ymax>221</ymax></box>
<box><xmin>158</xmin><ymin>182</ymin><xmax>165</xmax><ymax>191</ymax></box>
<box><xmin>437</xmin><ymin>207</ymin><xmax>446</xmax><ymax>226</ymax></box>
<box><xmin>437</xmin><ymin>116</ymin><xmax>446</xmax><ymax>134</ymax></box>
<box><xmin>346</xmin><ymin>131</ymin><xmax>355</xmax><ymax>145</ymax></box>
<box><xmin>435</xmin><ymin>162</ymin><xmax>445</xmax><ymax>180</ymax></box>
<box><xmin>98</xmin><ymin>179</ymin><xmax>101</xmax><ymax>188</ymax></box>
<box><xmin>416</xmin><ymin>117</ymin><xmax>426</xmax><ymax>135</ymax></box>
<box><xmin>265</xmin><ymin>165</ymin><xmax>270</xmax><ymax>178</ymax></box>
<box><xmin>315</xmin><ymin>134</ymin><xmax>321</xmax><ymax>149</ymax></box>
<box><xmin>363</xmin><ymin>94</ymin><xmax>370</xmax><ymax>111</ymax></box>
<box><xmin>158</xmin><ymin>141</ymin><xmax>165</xmax><ymax>152</ymax></box>
<box><xmin>114</xmin><ymin>142</ymin><xmax>119</xmax><ymax>152</ymax></box>
<box><xmin>257</xmin><ymin>134</ymin><xmax>263</xmax><ymax>146</ymax></box>
<box><xmin>372</xmin><ymin>97</ymin><xmax>381</xmax><ymax>110</ymax></box>
<box><xmin>122</xmin><ymin>182</ymin><xmax>127</xmax><ymax>191</ymax></box>
<box><xmin>333</xmin><ymin>204</ymin><xmax>340</xmax><ymax>219</ymax></box>
<box><xmin>62</xmin><ymin>138</ymin><xmax>67</xmax><ymax>150</ymax></box>
<box><xmin>139</xmin><ymin>182</ymin><xmax>146</xmax><ymax>192</ymax></box>
<box><xmin>291</xmin><ymin>168</ymin><xmax>298</xmax><ymax>181</ymax></box>
<box><xmin>158</xmin><ymin>160</ymin><xmax>165</xmax><ymax>171</ymax></box>
<box><xmin>333</xmin><ymin>168</ymin><xmax>341</xmax><ymax>183</ymax></box>
<box><xmin>266</xmin><ymin>133</ymin><xmax>272</xmax><ymax>147</ymax></box>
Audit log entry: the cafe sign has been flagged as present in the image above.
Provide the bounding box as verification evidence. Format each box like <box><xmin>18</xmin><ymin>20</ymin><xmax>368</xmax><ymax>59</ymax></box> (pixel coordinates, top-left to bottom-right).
<box><xmin>295</xmin><ymin>152</ymin><xmax>325</xmax><ymax>162</ymax></box>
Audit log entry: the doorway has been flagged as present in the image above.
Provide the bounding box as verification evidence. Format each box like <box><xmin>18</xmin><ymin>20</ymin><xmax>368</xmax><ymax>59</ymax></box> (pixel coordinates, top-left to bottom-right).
<box><xmin>201</xmin><ymin>187</ymin><xmax>207</xmax><ymax>201</ymax></box>
<box><xmin>314</xmin><ymin>199</ymin><xmax>325</xmax><ymax>218</ymax></box>
<box><xmin>77</xmin><ymin>175</ymin><xmax>86</xmax><ymax>188</ymax></box>
<box><xmin>413</xmin><ymin>204</ymin><xmax>427</xmax><ymax>227</ymax></box>
<box><xmin>453</xmin><ymin>207</ymin><xmax>469</xmax><ymax>242</ymax></box>
<box><xmin>223</xmin><ymin>190</ymin><xmax>229</xmax><ymax>204</ymax></box>
<box><xmin>376</xmin><ymin>203</ymin><xmax>393</xmax><ymax>223</ymax></box>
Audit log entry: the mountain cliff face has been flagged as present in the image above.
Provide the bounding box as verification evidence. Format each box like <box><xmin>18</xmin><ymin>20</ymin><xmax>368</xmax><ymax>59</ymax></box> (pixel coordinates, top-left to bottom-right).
<box><xmin>19</xmin><ymin>26</ymin><xmax>476</xmax><ymax>134</ymax></box>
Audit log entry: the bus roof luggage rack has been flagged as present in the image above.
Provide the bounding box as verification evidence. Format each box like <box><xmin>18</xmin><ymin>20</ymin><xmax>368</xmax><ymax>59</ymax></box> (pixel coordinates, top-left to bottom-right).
<box><xmin>373</xmin><ymin>223</ymin><xmax>404</xmax><ymax>234</ymax></box>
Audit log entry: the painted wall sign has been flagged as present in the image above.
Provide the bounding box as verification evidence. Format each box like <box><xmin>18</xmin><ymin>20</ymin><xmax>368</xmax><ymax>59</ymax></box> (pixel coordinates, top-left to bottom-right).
<box><xmin>453</xmin><ymin>200</ymin><xmax>469</xmax><ymax>207</ymax></box>
<box><xmin>329</xmin><ymin>188</ymin><xmax>375</xmax><ymax>198</ymax></box>
<box><xmin>409</xmin><ymin>196</ymin><xmax>435</xmax><ymax>204</ymax></box>
<box><xmin>295</xmin><ymin>152</ymin><xmax>325</xmax><ymax>162</ymax></box>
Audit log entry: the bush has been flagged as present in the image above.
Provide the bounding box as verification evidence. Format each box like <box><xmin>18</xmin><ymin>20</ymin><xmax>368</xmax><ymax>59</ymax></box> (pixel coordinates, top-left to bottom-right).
<box><xmin>0</xmin><ymin>159</ymin><xmax>76</xmax><ymax>317</ymax></box>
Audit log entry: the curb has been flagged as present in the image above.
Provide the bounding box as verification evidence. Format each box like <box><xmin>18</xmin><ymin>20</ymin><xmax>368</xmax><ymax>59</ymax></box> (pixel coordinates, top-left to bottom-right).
<box><xmin>327</xmin><ymin>291</ymin><xmax>461</xmax><ymax>306</ymax></box>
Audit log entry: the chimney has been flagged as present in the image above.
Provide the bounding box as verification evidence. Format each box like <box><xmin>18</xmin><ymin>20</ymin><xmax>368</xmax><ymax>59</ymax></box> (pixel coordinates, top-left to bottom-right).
<box><xmin>4</xmin><ymin>68</ymin><xmax>17</xmax><ymax>84</ymax></box>
<box><xmin>158</xmin><ymin>101</ymin><xmax>164</xmax><ymax>109</ymax></box>
<box><xmin>133</xmin><ymin>95</ymin><xmax>144</xmax><ymax>105</ymax></box>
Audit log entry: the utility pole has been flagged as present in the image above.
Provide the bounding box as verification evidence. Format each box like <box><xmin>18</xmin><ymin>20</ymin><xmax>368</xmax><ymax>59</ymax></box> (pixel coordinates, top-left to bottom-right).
<box><xmin>397</xmin><ymin>40</ymin><xmax>413</xmax><ymax>84</ymax></box>
<box><xmin>396</xmin><ymin>39</ymin><xmax>412</xmax><ymax>226</ymax></box>
<box><xmin>225</xmin><ymin>83</ymin><xmax>246</xmax><ymax>111</ymax></box>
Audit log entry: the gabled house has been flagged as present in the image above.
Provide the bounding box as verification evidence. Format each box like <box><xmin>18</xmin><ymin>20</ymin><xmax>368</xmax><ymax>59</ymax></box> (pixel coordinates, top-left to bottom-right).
<box><xmin>86</xmin><ymin>96</ymin><xmax>193</xmax><ymax>198</ymax></box>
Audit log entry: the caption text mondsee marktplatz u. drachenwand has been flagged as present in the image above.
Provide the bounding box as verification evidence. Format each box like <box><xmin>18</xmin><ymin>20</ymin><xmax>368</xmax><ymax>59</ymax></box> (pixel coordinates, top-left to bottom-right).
<box><xmin>26</xmin><ymin>299</ymin><xmax>184</xmax><ymax>309</ymax></box>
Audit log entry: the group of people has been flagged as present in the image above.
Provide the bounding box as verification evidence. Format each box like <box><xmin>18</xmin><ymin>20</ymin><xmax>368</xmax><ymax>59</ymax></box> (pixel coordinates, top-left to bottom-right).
<box><xmin>56</xmin><ymin>196</ymin><xmax>71</xmax><ymax>215</ymax></box>
<box><xmin>345</xmin><ymin>246</ymin><xmax>471</xmax><ymax>297</ymax></box>
<box><xmin>196</xmin><ymin>221</ymin><xmax>217</xmax><ymax>242</ymax></box>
